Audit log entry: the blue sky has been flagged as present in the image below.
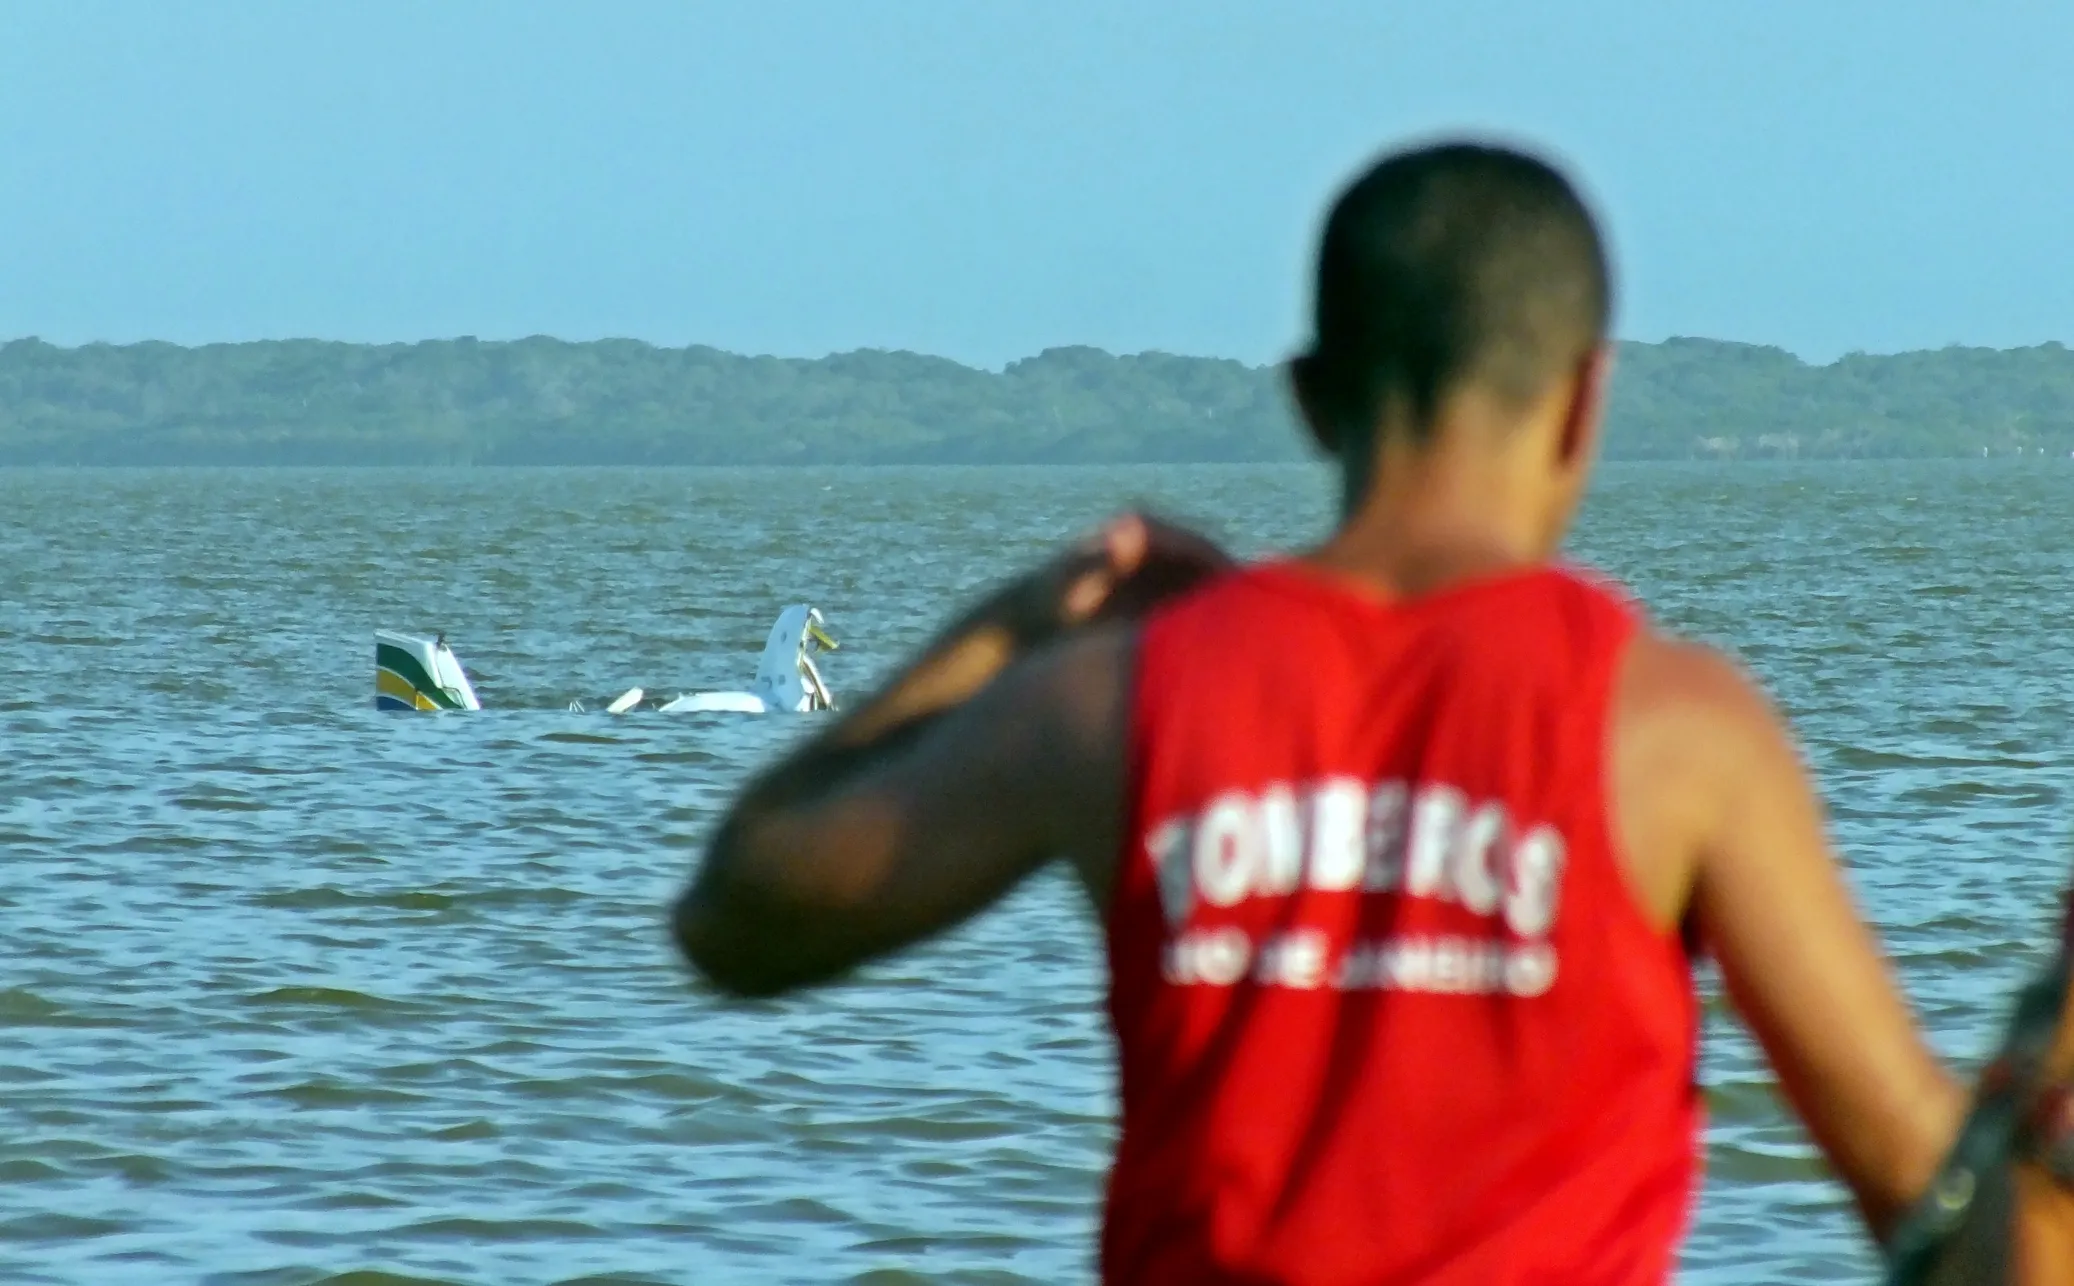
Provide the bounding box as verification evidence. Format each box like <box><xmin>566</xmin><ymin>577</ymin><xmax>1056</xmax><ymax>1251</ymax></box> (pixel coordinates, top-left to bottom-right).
<box><xmin>2</xmin><ymin>1</ymin><xmax>2068</xmax><ymax>366</ymax></box>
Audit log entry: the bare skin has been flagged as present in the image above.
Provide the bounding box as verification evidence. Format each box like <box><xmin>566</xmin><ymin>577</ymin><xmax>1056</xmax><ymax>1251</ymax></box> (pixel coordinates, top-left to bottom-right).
<box><xmin>672</xmin><ymin>345</ymin><xmax>2074</xmax><ymax>1273</ymax></box>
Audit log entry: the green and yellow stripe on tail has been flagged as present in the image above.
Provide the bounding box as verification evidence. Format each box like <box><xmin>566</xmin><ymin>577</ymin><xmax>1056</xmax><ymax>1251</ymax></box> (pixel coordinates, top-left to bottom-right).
<box><xmin>375</xmin><ymin>631</ymin><xmax>482</xmax><ymax>711</ymax></box>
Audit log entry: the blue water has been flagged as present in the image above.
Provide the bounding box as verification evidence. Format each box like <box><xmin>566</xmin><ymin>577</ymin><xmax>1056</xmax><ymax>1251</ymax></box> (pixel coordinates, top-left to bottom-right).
<box><xmin>3</xmin><ymin>461</ymin><xmax>2071</xmax><ymax>1283</ymax></box>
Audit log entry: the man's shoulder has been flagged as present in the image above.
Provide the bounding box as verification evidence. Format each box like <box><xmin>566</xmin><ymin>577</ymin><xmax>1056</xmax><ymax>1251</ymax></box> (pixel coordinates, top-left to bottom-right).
<box><xmin>1609</xmin><ymin>626</ymin><xmax>1807</xmax><ymax>927</ymax></box>
<box><xmin>1624</xmin><ymin>627</ymin><xmax>1754</xmax><ymax>701</ymax></box>
<box><xmin>1617</xmin><ymin>626</ymin><xmax>1792</xmax><ymax>779</ymax></box>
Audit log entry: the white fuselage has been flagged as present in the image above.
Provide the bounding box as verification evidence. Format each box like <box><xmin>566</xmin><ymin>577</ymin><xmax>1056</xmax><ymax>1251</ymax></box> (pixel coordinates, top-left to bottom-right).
<box><xmin>656</xmin><ymin>606</ymin><xmax>835</xmax><ymax>714</ymax></box>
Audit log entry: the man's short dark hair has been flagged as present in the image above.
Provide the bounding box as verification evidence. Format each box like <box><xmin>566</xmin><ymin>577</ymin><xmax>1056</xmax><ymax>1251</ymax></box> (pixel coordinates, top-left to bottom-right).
<box><xmin>1294</xmin><ymin>140</ymin><xmax>1611</xmax><ymax>446</ymax></box>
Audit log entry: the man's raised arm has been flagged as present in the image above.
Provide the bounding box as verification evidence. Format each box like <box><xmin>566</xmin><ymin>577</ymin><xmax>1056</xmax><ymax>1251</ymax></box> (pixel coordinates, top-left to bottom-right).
<box><xmin>672</xmin><ymin>514</ymin><xmax>1228</xmax><ymax>998</ymax></box>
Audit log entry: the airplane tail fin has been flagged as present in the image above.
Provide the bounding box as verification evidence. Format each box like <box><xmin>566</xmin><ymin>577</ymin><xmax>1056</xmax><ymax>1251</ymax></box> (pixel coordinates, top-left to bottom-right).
<box><xmin>375</xmin><ymin>630</ymin><xmax>483</xmax><ymax>711</ymax></box>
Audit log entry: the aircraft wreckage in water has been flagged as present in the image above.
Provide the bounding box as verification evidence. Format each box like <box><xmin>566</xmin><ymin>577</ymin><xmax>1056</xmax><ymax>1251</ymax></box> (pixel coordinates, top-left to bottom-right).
<box><xmin>374</xmin><ymin>606</ymin><xmax>839</xmax><ymax>715</ymax></box>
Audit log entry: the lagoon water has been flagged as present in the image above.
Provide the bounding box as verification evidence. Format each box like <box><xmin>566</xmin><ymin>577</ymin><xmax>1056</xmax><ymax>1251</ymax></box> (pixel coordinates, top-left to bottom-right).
<box><xmin>4</xmin><ymin>461</ymin><xmax>2073</xmax><ymax>1284</ymax></box>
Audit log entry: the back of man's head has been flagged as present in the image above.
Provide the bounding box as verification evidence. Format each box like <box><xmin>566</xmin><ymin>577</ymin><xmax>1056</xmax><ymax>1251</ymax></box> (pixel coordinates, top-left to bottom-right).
<box><xmin>1294</xmin><ymin>140</ymin><xmax>1611</xmax><ymax>450</ymax></box>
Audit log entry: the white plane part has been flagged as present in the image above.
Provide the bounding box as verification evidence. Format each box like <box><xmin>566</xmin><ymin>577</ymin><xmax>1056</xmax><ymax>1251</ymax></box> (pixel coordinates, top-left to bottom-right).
<box><xmin>375</xmin><ymin>630</ymin><xmax>482</xmax><ymax>712</ymax></box>
<box><xmin>657</xmin><ymin>606</ymin><xmax>838</xmax><ymax>715</ymax></box>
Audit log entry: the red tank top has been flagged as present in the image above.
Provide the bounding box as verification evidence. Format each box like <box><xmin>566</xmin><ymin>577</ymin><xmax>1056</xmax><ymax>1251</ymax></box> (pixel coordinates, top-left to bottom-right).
<box><xmin>1104</xmin><ymin>560</ymin><xmax>1701</xmax><ymax>1285</ymax></box>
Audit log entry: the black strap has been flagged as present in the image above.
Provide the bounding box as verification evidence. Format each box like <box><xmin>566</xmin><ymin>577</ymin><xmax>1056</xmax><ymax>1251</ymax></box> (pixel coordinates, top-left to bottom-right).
<box><xmin>1884</xmin><ymin>946</ymin><xmax>2073</xmax><ymax>1284</ymax></box>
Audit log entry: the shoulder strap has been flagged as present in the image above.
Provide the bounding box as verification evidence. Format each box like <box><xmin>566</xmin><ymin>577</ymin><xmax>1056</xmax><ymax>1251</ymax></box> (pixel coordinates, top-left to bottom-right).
<box><xmin>1884</xmin><ymin>899</ymin><xmax>2074</xmax><ymax>1284</ymax></box>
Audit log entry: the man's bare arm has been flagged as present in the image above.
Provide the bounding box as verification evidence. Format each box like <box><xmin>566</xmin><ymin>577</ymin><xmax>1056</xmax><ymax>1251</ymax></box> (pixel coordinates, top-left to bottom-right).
<box><xmin>1618</xmin><ymin>633</ymin><xmax>1964</xmax><ymax>1236</ymax></box>
<box><xmin>672</xmin><ymin>514</ymin><xmax>1224</xmax><ymax>998</ymax></box>
<box><xmin>672</xmin><ymin>630</ymin><xmax>1129</xmax><ymax>997</ymax></box>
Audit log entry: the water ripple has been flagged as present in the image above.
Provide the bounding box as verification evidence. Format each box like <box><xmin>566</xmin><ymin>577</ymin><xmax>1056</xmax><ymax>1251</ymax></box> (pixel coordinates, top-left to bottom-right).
<box><xmin>2</xmin><ymin>461</ymin><xmax>2071</xmax><ymax>1282</ymax></box>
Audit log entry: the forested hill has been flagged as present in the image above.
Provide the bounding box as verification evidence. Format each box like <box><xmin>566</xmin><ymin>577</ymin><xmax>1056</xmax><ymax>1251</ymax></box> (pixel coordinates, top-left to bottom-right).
<box><xmin>2</xmin><ymin>334</ymin><xmax>2070</xmax><ymax>465</ymax></box>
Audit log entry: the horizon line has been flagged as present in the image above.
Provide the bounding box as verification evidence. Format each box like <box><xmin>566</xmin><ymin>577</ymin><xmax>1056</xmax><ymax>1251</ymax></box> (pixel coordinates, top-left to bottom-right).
<box><xmin>2</xmin><ymin>332</ymin><xmax>2068</xmax><ymax>373</ymax></box>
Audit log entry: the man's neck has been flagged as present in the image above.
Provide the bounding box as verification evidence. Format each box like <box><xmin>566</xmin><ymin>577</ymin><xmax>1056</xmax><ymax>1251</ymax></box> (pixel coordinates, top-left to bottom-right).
<box><xmin>1307</xmin><ymin>422</ymin><xmax>1557</xmax><ymax>599</ymax></box>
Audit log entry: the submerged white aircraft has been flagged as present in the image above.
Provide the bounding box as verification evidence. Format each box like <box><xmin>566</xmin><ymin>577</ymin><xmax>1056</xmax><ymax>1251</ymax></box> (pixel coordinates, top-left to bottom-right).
<box><xmin>652</xmin><ymin>605</ymin><xmax>838</xmax><ymax>713</ymax></box>
<box><xmin>374</xmin><ymin>606</ymin><xmax>837</xmax><ymax>715</ymax></box>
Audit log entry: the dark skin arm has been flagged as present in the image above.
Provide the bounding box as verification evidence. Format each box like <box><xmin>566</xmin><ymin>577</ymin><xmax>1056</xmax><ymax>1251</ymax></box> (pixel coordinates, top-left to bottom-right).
<box><xmin>1617</xmin><ymin>633</ymin><xmax>2074</xmax><ymax>1272</ymax></box>
<box><xmin>1613</xmin><ymin>634</ymin><xmax>1963</xmax><ymax>1235</ymax></box>
<box><xmin>671</xmin><ymin>513</ymin><xmax>1230</xmax><ymax>998</ymax></box>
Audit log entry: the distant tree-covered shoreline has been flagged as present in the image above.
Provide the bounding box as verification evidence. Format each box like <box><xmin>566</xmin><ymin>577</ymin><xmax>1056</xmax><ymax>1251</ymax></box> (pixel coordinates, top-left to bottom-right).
<box><xmin>2</xmin><ymin>334</ymin><xmax>2069</xmax><ymax>466</ymax></box>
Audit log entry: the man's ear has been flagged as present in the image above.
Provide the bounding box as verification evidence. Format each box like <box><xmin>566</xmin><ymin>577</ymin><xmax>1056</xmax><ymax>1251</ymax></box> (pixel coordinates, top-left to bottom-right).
<box><xmin>1555</xmin><ymin>344</ymin><xmax>1613</xmax><ymax>470</ymax></box>
<box><xmin>1286</xmin><ymin>354</ymin><xmax>1339</xmax><ymax>457</ymax></box>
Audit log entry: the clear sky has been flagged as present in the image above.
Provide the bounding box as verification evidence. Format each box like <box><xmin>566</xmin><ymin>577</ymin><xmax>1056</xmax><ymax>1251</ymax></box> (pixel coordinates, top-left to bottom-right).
<box><xmin>2</xmin><ymin>1</ymin><xmax>2068</xmax><ymax>367</ymax></box>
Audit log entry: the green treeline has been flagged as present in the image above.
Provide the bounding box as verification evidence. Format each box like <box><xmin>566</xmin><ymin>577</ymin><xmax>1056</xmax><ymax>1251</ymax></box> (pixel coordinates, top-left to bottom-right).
<box><xmin>1</xmin><ymin>334</ymin><xmax>2070</xmax><ymax>465</ymax></box>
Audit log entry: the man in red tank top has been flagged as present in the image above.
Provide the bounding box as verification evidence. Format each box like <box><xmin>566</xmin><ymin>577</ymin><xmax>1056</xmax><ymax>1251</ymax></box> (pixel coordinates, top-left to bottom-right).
<box><xmin>671</xmin><ymin>141</ymin><xmax>2074</xmax><ymax>1281</ymax></box>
